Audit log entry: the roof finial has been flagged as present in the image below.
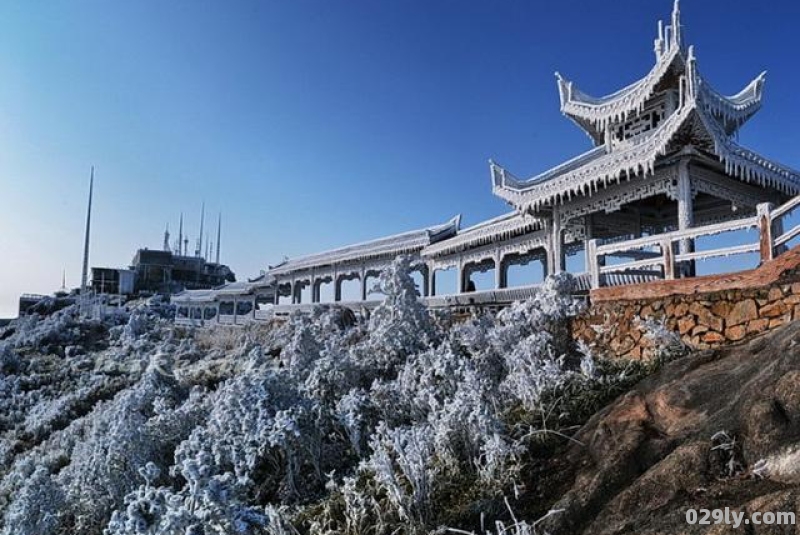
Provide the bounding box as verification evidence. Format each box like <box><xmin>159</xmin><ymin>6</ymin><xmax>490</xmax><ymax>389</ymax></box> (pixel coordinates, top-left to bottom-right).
<box><xmin>671</xmin><ymin>0</ymin><xmax>682</xmax><ymax>48</ymax></box>
<box><xmin>554</xmin><ymin>72</ymin><xmax>572</xmax><ymax>106</ymax></box>
<box><xmin>654</xmin><ymin>20</ymin><xmax>665</xmax><ymax>58</ymax></box>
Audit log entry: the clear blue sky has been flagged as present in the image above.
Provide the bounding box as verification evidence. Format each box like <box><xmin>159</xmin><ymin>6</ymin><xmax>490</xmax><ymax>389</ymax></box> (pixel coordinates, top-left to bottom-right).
<box><xmin>1</xmin><ymin>1</ymin><xmax>799</xmax><ymax>316</ymax></box>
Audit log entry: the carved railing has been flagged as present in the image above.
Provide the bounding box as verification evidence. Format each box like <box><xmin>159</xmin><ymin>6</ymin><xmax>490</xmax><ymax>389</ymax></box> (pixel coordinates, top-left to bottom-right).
<box><xmin>588</xmin><ymin>197</ymin><xmax>800</xmax><ymax>288</ymax></box>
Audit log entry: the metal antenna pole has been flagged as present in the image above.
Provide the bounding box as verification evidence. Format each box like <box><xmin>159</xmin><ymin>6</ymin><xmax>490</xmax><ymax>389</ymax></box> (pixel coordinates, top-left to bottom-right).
<box><xmin>80</xmin><ymin>166</ymin><xmax>94</xmax><ymax>295</ymax></box>
<box><xmin>216</xmin><ymin>212</ymin><xmax>221</xmax><ymax>264</ymax></box>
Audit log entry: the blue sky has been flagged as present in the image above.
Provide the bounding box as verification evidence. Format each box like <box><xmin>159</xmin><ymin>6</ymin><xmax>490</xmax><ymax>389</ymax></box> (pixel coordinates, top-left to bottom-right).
<box><xmin>1</xmin><ymin>1</ymin><xmax>799</xmax><ymax>316</ymax></box>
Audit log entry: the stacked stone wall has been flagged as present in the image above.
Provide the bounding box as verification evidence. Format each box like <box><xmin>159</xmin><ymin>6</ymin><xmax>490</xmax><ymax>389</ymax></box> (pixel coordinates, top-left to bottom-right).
<box><xmin>573</xmin><ymin>248</ymin><xmax>800</xmax><ymax>360</ymax></box>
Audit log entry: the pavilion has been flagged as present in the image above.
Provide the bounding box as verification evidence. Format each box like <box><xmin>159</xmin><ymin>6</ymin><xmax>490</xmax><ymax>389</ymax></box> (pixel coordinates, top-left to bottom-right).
<box><xmin>175</xmin><ymin>1</ymin><xmax>800</xmax><ymax>322</ymax></box>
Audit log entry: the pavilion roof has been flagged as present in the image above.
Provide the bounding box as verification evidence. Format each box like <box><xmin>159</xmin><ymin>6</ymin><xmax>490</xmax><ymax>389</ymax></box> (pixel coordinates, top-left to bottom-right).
<box><xmin>268</xmin><ymin>215</ymin><xmax>461</xmax><ymax>276</ymax></box>
<box><xmin>172</xmin><ymin>289</ymin><xmax>218</xmax><ymax>304</ymax></box>
<box><xmin>493</xmin><ymin>98</ymin><xmax>800</xmax><ymax>212</ymax></box>
<box><xmin>172</xmin><ymin>281</ymin><xmax>262</xmax><ymax>303</ymax></box>
<box><xmin>556</xmin><ymin>1</ymin><xmax>766</xmax><ymax>143</ymax></box>
<box><xmin>492</xmin><ymin>1</ymin><xmax>798</xmax><ymax>213</ymax></box>
<box><xmin>422</xmin><ymin>212</ymin><xmax>542</xmax><ymax>258</ymax></box>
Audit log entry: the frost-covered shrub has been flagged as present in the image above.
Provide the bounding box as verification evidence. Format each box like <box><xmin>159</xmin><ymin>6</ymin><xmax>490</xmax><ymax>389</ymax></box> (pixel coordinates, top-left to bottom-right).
<box><xmin>0</xmin><ymin>256</ymin><xmax>662</xmax><ymax>535</ymax></box>
<box><xmin>0</xmin><ymin>343</ymin><xmax>20</xmax><ymax>374</ymax></box>
<box><xmin>1</xmin><ymin>466</ymin><xmax>65</xmax><ymax>535</ymax></box>
<box><xmin>366</xmin><ymin>256</ymin><xmax>437</xmax><ymax>369</ymax></box>
<box><xmin>105</xmin><ymin>462</ymin><xmax>269</xmax><ymax>535</ymax></box>
<box><xmin>56</xmin><ymin>357</ymin><xmax>204</xmax><ymax>532</ymax></box>
<box><xmin>636</xmin><ymin>315</ymin><xmax>688</xmax><ymax>360</ymax></box>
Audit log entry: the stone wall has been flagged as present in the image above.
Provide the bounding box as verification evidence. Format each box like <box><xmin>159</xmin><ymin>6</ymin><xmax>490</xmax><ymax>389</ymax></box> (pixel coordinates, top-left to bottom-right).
<box><xmin>573</xmin><ymin>247</ymin><xmax>800</xmax><ymax>360</ymax></box>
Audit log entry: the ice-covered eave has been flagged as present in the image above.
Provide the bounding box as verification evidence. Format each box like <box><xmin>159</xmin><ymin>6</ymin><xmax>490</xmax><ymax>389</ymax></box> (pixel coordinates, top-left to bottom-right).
<box><xmin>267</xmin><ymin>215</ymin><xmax>461</xmax><ymax>277</ymax></box>
<box><xmin>421</xmin><ymin>212</ymin><xmax>543</xmax><ymax>258</ymax></box>
<box><xmin>695</xmin><ymin>104</ymin><xmax>800</xmax><ymax>195</ymax></box>
<box><xmin>493</xmin><ymin>100</ymin><xmax>800</xmax><ymax>213</ymax></box>
<box><xmin>699</xmin><ymin>71</ymin><xmax>766</xmax><ymax>135</ymax></box>
<box><xmin>492</xmin><ymin>98</ymin><xmax>696</xmax><ymax>212</ymax></box>
<box><xmin>557</xmin><ymin>43</ymin><xmax>685</xmax><ymax>135</ymax></box>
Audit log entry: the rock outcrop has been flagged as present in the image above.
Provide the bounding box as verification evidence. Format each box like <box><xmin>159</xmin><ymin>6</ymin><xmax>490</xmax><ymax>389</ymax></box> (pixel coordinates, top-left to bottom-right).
<box><xmin>541</xmin><ymin>321</ymin><xmax>800</xmax><ymax>534</ymax></box>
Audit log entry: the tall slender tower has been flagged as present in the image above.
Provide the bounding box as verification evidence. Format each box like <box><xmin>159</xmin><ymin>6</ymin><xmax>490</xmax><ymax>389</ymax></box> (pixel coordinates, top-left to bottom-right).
<box><xmin>177</xmin><ymin>213</ymin><xmax>184</xmax><ymax>255</ymax></box>
<box><xmin>215</xmin><ymin>213</ymin><xmax>221</xmax><ymax>264</ymax></box>
<box><xmin>163</xmin><ymin>223</ymin><xmax>170</xmax><ymax>251</ymax></box>
<box><xmin>196</xmin><ymin>202</ymin><xmax>205</xmax><ymax>258</ymax></box>
<box><xmin>80</xmin><ymin>167</ymin><xmax>94</xmax><ymax>294</ymax></box>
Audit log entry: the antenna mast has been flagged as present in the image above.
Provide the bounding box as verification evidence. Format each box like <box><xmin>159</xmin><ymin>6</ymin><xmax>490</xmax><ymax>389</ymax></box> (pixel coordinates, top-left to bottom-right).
<box><xmin>163</xmin><ymin>223</ymin><xmax>170</xmax><ymax>251</ymax></box>
<box><xmin>196</xmin><ymin>202</ymin><xmax>205</xmax><ymax>258</ymax></box>
<box><xmin>177</xmin><ymin>213</ymin><xmax>183</xmax><ymax>255</ymax></box>
<box><xmin>80</xmin><ymin>166</ymin><xmax>94</xmax><ymax>294</ymax></box>
<box><xmin>215</xmin><ymin>213</ymin><xmax>221</xmax><ymax>264</ymax></box>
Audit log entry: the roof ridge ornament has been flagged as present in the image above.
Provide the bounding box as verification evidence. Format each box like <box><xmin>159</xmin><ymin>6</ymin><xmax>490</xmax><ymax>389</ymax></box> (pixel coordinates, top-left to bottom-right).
<box><xmin>671</xmin><ymin>0</ymin><xmax>682</xmax><ymax>49</ymax></box>
<box><xmin>554</xmin><ymin>71</ymin><xmax>572</xmax><ymax>107</ymax></box>
<box><xmin>686</xmin><ymin>44</ymin><xmax>697</xmax><ymax>100</ymax></box>
<box><xmin>654</xmin><ymin>20</ymin><xmax>666</xmax><ymax>59</ymax></box>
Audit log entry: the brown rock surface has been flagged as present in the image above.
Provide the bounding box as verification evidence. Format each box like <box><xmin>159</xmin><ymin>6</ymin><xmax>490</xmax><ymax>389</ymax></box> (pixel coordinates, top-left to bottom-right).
<box><xmin>535</xmin><ymin>322</ymin><xmax>800</xmax><ymax>535</ymax></box>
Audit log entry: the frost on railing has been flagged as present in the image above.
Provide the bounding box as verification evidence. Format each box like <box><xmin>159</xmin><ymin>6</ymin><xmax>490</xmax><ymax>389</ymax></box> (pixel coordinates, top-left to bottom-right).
<box><xmin>588</xmin><ymin>196</ymin><xmax>800</xmax><ymax>289</ymax></box>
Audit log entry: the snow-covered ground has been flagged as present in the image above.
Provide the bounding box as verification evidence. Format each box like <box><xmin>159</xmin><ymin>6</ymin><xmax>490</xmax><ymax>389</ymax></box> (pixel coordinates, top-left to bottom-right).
<box><xmin>0</xmin><ymin>257</ymin><xmax>670</xmax><ymax>535</ymax></box>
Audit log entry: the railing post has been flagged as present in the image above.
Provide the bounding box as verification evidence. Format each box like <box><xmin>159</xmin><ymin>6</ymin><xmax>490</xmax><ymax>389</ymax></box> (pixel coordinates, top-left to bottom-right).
<box><xmin>662</xmin><ymin>239</ymin><xmax>675</xmax><ymax>280</ymax></box>
<box><xmin>757</xmin><ymin>202</ymin><xmax>775</xmax><ymax>263</ymax></box>
<box><xmin>587</xmin><ymin>239</ymin><xmax>600</xmax><ymax>288</ymax></box>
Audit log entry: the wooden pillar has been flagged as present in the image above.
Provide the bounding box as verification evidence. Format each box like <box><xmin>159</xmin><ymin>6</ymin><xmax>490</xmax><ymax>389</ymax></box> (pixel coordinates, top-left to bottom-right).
<box><xmin>588</xmin><ymin>239</ymin><xmax>600</xmax><ymax>288</ymax></box>
<box><xmin>583</xmin><ymin>216</ymin><xmax>594</xmax><ymax>273</ymax></box>
<box><xmin>676</xmin><ymin>159</ymin><xmax>695</xmax><ymax>277</ymax></box>
<box><xmin>335</xmin><ymin>276</ymin><xmax>343</xmax><ymax>302</ymax></box>
<box><xmin>232</xmin><ymin>297</ymin><xmax>238</xmax><ymax>325</ymax></box>
<box><xmin>758</xmin><ymin>202</ymin><xmax>775</xmax><ymax>262</ymax></box>
<box><xmin>548</xmin><ymin>207</ymin><xmax>564</xmax><ymax>274</ymax></box>
<box><xmin>428</xmin><ymin>266</ymin><xmax>436</xmax><ymax>297</ymax></box>
<box><xmin>360</xmin><ymin>268</ymin><xmax>368</xmax><ymax>301</ymax></box>
<box><xmin>421</xmin><ymin>265</ymin><xmax>430</xmax><ymax>297</ymax></box>
<box><xmin>494</xmin><ymin>251</ymin><xmax>503</xmax><ymax>289</ymax></box>
<box><xmin>662</xmin><ymin>238</ymin><xmax>675</xmax><ymax>280</ymax></box>
<box><xmin>457</xmin><ymin>259</ymin><xmax>465</xmax><ymax>293</ymax></box>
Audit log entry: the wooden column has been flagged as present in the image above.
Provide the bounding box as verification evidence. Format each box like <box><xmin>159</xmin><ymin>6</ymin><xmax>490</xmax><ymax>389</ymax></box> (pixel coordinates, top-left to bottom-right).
<box><xmin>676</xmin><ymin>159</ymin><xmax>695</xmax><ymax>276</ymax></box>
<box><xmin>758</xmin><ymin>202</ymin><xmax>775</xmax><ymax>263</ymax></box>
<box><xmin>662</xmin><ymin>238</ymin><xmax>675</xmax><ymax>280</ymax></box>
<box><xmin>583</xmin><ymin>216</ymin><xmax>594</xmax><ymax>273</ymax></box>
<box><xmin>333</xmin><ymin>265</ymin><xmax>339</xmax><ymax>302</ymax></box>
<box><xmin>333</xmin><ymin>277</ymin><xmax>341</xmax><ymax>302</ymax></box>
<box><xmin>494</xmin><ymin>251</ymin><xmax>503</xmax><ymax>289</ymax></box>
<box><xmin>548</xmin><ymin>207</ymin><xmax>564</xmax><ymax>274</ymax></box>
<box><xmin>587</xmin><ymin>239</ymin><xmax>600</xmax><ymax>288</ymax></box>
<box><xmin>428</xmin><ymin>266</ymin><xmax>436</xmax><ymax>297</ymax></box>
<box><xmin>457</xmin><ymin>259</ymin><xmax>465</xmax><ymax>293</ymax></box>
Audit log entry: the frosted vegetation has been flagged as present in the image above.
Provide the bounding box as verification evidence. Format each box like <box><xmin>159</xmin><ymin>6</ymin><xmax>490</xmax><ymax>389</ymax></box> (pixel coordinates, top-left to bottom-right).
<box><xmin>0</xmin><ymin>257</ymin><xmax>676</xmax><ymax>535</ymax></box>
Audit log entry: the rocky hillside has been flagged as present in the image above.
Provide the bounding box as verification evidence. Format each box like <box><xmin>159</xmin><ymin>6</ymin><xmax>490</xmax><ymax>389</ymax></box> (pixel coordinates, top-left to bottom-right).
<box><xmin>538</xmin><ymin>320</ymin><xmax>800</xmax><ymax>534</ymax></box>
